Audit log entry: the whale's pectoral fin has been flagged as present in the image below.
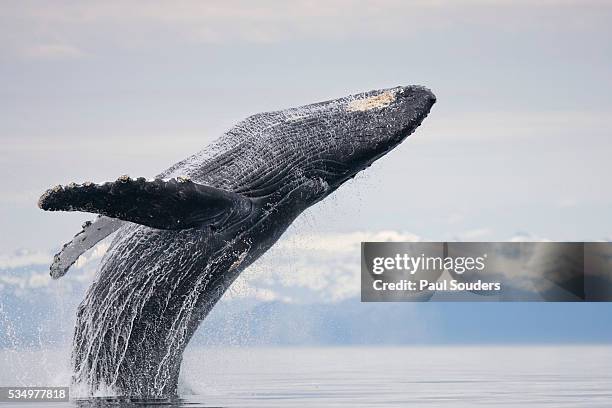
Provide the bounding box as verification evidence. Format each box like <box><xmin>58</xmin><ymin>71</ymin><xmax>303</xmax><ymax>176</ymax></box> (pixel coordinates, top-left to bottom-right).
<box><xmin>50</xmin><ymin>216</ymin><xmax>123</xmax><ymax>279</ymax></box>
<box><xmin>38</xmin><ymin>176</ymin><xmax>252</xmax><ymax>231</ymax></box>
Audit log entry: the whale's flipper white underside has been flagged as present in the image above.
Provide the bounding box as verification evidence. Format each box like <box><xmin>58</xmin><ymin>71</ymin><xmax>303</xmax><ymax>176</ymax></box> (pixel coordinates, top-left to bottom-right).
<box><xmin>39</xmin><ymin>175</ymin><xmax>252</xmax><ymax>233</ymax></box>
<box><xmin>50</xmin><ymin>216</ymin><xmax>123</xmax><ymax>279</ymax></box>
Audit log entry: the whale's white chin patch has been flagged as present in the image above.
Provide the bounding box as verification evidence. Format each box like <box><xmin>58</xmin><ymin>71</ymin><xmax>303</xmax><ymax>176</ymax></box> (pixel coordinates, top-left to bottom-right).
<box><xmin>347</xmin><ymin>90</ymin><xmax>396</xmax><ymax>112</ymax></box>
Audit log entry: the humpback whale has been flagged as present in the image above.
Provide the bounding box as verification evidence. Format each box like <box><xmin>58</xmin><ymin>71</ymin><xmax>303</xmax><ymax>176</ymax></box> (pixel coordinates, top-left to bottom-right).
<box><xmin>38</xmin><ymin>85</ymin><xmax>436</xmax><ymax>396</ymax></box>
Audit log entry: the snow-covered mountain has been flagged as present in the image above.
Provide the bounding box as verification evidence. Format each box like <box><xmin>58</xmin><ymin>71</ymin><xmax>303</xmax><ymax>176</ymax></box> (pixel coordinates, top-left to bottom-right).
<box><xmin>1</xmin><ymin>231</ymin><xmax>612</xmax><ymax>347</ymax></box>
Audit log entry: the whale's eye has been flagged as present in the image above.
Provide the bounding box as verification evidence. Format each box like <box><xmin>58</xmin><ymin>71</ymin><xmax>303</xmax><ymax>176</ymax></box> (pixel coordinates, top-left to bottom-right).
<box><xmin>347</xmin><ymin>91</ymin><xmax>396</xmax><ymax>112</ymax></box>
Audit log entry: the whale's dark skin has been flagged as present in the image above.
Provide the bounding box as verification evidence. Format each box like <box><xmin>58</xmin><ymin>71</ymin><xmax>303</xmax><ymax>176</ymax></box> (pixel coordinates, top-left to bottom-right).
<box><xmin>39</xmin><ymin>85</ymin><xmax>436</xmax><ymax>396</ymax></box>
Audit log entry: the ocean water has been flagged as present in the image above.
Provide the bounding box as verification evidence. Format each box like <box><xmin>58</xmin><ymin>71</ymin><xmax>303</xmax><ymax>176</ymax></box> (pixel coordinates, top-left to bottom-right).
<box><xmin>1</xmin><ymin>346</ymin><xmax>611</xmax><ymax>407</ymax></box>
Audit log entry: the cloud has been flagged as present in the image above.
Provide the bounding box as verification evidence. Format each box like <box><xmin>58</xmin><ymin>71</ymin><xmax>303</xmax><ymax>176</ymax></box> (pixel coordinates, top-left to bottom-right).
<box><xmin>456</xmin><ymin>228</ymin><xmax>491</xmax><ymax>240</ymax></box>
<box><xmin>234</xmin><ymin>230</ymin><xmax>423</xmax><ymax>303</ymax></box>
<box><xmin>224</xmin><ymin>276</ymin><xmax>292</xmax><ymax>303</ymax></box>
<box><xmin>277</xmin><ymin>230</ymin><xmax>421</xmax><ymax>253</ymax></box>
<box><xmin>3</xmin><ymin>230</ymin><xmax>599</xmax><ymax>303</ymax></box>
<box><xmin>0</xmin><ymin>240</ymin><xmax>107</xmax><ymax>290</ymax></box>
<box><xmin>0</xmin><ymin>241</ymin><xmax>108</xmax><ymax>272</ymax></box>
<box><xmin>509</xmin><ymin>233</ymin><xmax>551</xmax><ymax>242</ymax></box>
<box><xmin>0</xmin><ymin>190</ymin><xmax>43</xmax><ymax>205</ymax></box>
<box><xmin>557</xmin><ymin>198</ymin><xmax>579</xmax><ymax>209</ymax></box>
<box><xmin>20</xmin><ymin>43</ymin><xmax>84</xmax><ymax>60</ymax></box>
<box><xmin>0</xmin><ymin>230</ymin><xmax>421</xmax><ymax>299</ymax></box>
<box><xmin>2</xmin><ymin>0</ymin><xmax>610</xmax><ymax>54</ymax></box>
<box><xmin>0</xmin><ymin>249</ymin><xmax>51</xmax><ymax>269</ymax></box>
<box><xmin>425</xmin><ymin>110</ymin><xmax>612</xmax><ymax>142</ymax></box>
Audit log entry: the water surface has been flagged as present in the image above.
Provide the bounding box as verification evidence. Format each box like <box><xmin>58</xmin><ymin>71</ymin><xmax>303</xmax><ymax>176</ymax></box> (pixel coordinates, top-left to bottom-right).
<box><xmin>1</xmin><ymin>346</ymin><xmax>611</xmax><ymax>407</ymax></box>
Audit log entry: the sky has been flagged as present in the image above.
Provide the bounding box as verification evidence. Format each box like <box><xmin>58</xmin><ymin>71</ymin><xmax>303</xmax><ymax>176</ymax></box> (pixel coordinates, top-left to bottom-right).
<box><xmin>1</xmin><ymin>1</ymin><xmax>611</xmax><ymax>254</ymax></box>
<box><xmin>1</xmin><ymin>1</ymin><xmax>612</xmax><ymax>346</ymax></box>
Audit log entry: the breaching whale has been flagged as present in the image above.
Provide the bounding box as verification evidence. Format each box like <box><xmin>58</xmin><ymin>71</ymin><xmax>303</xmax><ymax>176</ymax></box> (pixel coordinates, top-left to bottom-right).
<box><xmin>38</xmin><ymin>85</ymin><xmax>436</xmax><ymax>396</ymax></box>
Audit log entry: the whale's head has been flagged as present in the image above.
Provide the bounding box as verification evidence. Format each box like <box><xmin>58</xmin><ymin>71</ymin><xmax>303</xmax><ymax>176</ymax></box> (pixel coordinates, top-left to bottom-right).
<box><xmin>199</xmin><ymin>85</ymin><xmax>435</xmax><ymax>211</ymax></box>
<box><xmin>330</xmin><ymin>85</ymin><xmax>435</xmax><ymax>179</ymax></box>
<box><xmin>266</xmin><ymin>85</ymin><xmax>436</xmax><ymax>204</ymax></box>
